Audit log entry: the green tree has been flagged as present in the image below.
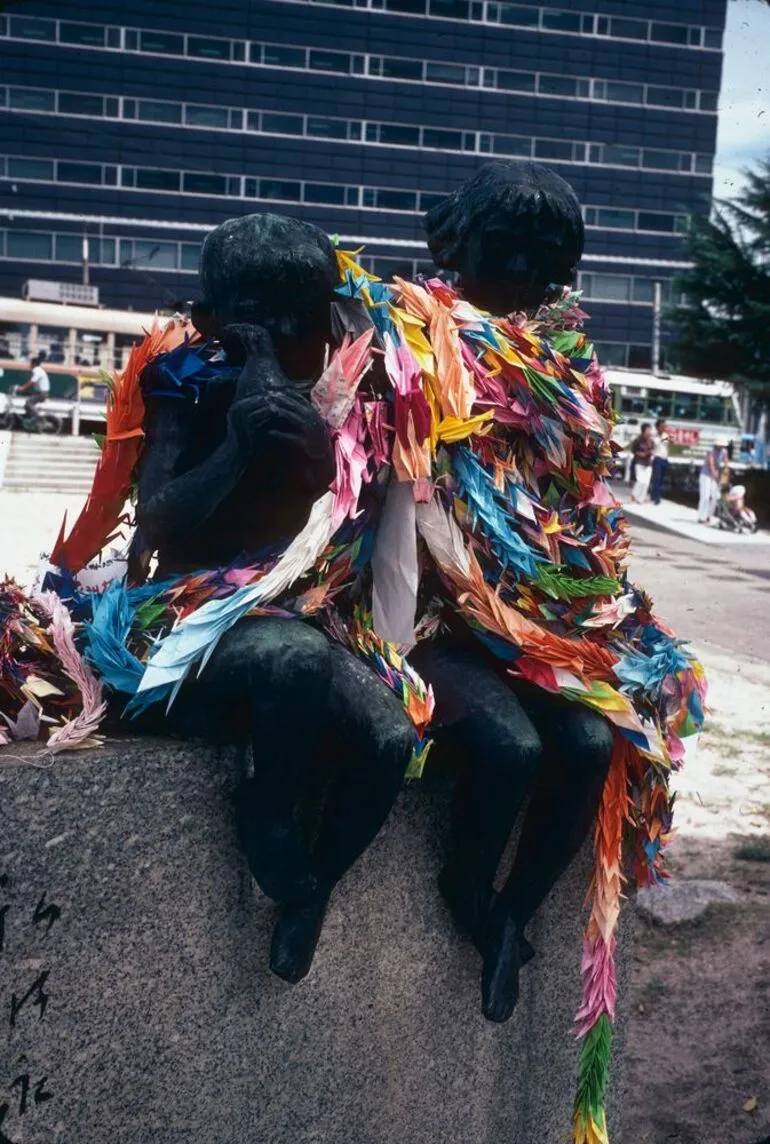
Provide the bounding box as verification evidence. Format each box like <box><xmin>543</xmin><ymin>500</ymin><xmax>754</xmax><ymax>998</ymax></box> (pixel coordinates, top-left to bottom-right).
<box><xmin>669</xmin><ymin>157</ymin><xmax>770</xmax><ymax>404</ymax></box>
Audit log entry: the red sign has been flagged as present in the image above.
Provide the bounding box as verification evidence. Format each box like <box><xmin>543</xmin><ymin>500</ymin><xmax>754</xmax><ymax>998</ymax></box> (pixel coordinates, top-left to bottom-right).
<box><xmin>668</xmin><ymin>426</ymin><xmax>701</xmax><ymax>447</ymax></box>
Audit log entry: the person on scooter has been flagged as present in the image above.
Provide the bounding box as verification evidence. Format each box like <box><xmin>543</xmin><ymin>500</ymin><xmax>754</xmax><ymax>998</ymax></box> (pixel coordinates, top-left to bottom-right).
<box><xmin>15</xmin><ymin>353</ymin><xmax>51</xmax><ymax>426</ymax></box>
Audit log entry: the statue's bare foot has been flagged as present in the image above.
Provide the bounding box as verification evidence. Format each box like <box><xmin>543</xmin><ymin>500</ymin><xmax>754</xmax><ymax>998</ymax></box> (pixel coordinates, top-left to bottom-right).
<box><xmin>270</xmin><ymin>884</ymin><xmax>331</xmax><ymax>983</ymax></box>
<box><xmin>481</xmin><ymin>897</ymin><xmax>522</xmax><ymax>1023</ymax></box>
<box><xmin>439</xmin><ymin>863</ymin><xmax>535</xmax><ymax>966</ymax></box>
<box><xmin>233</xmin><ymin>779</ymin><xmax>316</xmax><ymax>902</ymax></box>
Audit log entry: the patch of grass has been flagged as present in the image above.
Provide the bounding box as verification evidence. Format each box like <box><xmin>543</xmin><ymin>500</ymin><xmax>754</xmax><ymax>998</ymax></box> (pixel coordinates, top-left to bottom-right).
<box><xmin>703</xmin><ymin>723</ymin><xmax>731</xmax><ymax>739</ymax></box>
<box><xmin>712</xmin><ymin>763</ymin><xmax>739</xmax><ymax>777</ymax></box>
<box><xmin>733</xmin><ymin>838</ymin><xmax>770</xmax><ymax>862</ymax></box>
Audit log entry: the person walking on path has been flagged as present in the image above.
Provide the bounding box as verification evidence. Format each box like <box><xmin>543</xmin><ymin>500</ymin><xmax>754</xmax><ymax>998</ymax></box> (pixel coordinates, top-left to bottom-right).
<box><xmin>631</xmin><ymin>422</ymin><xmax>655</xmax><ymax>502</ymax></box>
<box><xmin>650</xmin><ymin>417</ymin><xmax>669</xmax><ymax>505</ymax></box>
<box><xmin>698</xmin><ymin>438</ymin><xmax>728</xmax><ymax>523</ymax></box>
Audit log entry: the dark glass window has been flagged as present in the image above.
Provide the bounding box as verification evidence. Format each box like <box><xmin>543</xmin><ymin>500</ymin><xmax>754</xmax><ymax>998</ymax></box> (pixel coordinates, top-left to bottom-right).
<box><xmin>60</xmin><ymin>22</ymin><xmax>106</xmax><ymax>46</ymax></box>
<box><xmin>534</xmin><ymin>139</ymin><xmax>573</xmax><ymax>160</ymax></box>
<box><xmin>244</xmin><ymin>177</ymin><xmax>258</xmax><ymax>197</ymax></box>
<box><xmin>496</xmin><ymin>70</ymin><xmax>536</xmax><ymax>92</ymax></box>
<box><xmin>121</xmin><ymin>169</ymin><xmax>136</xmax><ymax>187</ymax></box>
<box><xmin>9</xmin><ymin>88</ymin><xmax>55</xmax><ymax>111</ymax></box>
<box><xmin>139</xmin><ymin>30</ymin><xmax>184</xmax><ymax>54</ymax></box>
<box><xmin>385</xmin><ymin>0</ymin><xmax>426</xmax><ymax>12</ymax></box>
<box><xmin>379</xmin><ymin>123</ymin><xmax>420</xmax><ymax>145</ymax></box>
<box><xmin>610</xmin><ymin>18</ymin><xmax>647</xmax><ymax>40</ymax></box>
<box><xmin>651</xmin><ymin>22</ymin><xmax>689</xmax><ymax>45</ymax></box>
<box><xmin>695</xmin><ymin>154</ymin><xmax>713</xmax><ymax>174</ymax></box>
<box><xmin>419</xmin><ymin>191</ymin><xmax>445</xmax><ymax>210</ymax></box>
<box><xmin>133</xmin><ymin>240</ymin><xmax>178</xmax><ymax>269</ymax></box>
<box><xmin>188</xmin><ymin>36</ymin><xmax>230</xmax><ymax>60</ymax></box>
<box><xmin>628</xmin><ymin>345</ymin><xmax>653</xmax><ymax>371</ymax></box>
<box><xmin>181</xmin><ymin>244</ymin><xmax>200</xmax><ymax>270</ymax></box>
<box><xmin>9</xmin><ymin>16</ymin><xmax>55</xmax><ymax>40</ymax></box>
<box><xmin>648</xmin><ymin>86</ymin><xmax>685</xmax><ymax>108</ymax></box>
<box><xmin>377</xmin><ymin>188</ymin><xmax>417</xmax><ymax>210</ymax></box>
<box><xmin>423</xmin><ymin>127</ymin><xmax>462</xmax><ymax>149</ymax></box>
<box><xmin>425</xmin><ymin>62</ymin><xmax>466</xmax><ymax>84</ymax></box>
<box><xmin>226</xmin><ymin>176</ymin><xmax>241</xmax><ymax>196</ymax></box>
<box><xmin>632</xmin><ymin>279</ymin><xmax>655</xmax><ymax>303</ymax></box>
<box><xmin>123</xmin><ymin>99</ymin><xmax>137</xmax><ymax>119</ymax></box>
<box><xmin>55</xmin><ymin>234</ymin><xmax>82</xmax><ymax>262</ymax></box>
<box><xmin>8</xmin><ymin>157</ymin><xmax>54</xmax><ymax>180</ymax></box>
<box><xmin>124</xmin><ymin>29</ymin><xmax>139</xmax><ymax>51</ymax></box>
<box><xmin>362</xmin><ymin>188</ymin><xmax>376</xmax><ymax>207</ymax></box>
<box><xmin>605</xmin><ymin>81</ymin><xmax>644</xmax><ymax>103</ymax></box>
<box><xmin>7</xmin><ymin>231</ymin><xmax>52</xmax><ymax>259</ymax></box>
<box><xmin>671</xmin><ymin>390</ymin><xmax>699</xmax><ymax>418</ymax></box>
<box><xmin>259</xmin><ymin>179</ymin><xmax>300</xmax><ymax>201</ymax></box>
<box><xmin>96</xmin><ymin>238</ymin><xmax>116</xmax><ymax>264</ymax></box>
<box><xmin>58</xmin><ymin>162</ymin><xmax>102</xmax><ymax>184</ymax></box>
<box><xmin>106</xmin><ymin>27</ymin><xmax>122</xmax><ymax>48</ymax></box>
<box><xmin>539</xmin><ymin>75</ymin><xmax>577</xmax><ymax>97</ymax></box>
<box><xmin>261</xmin><ymin>44</ymin><xmax>305</xmax><ymax>66</ymax></box>
<box><xmin>498</xmin><ymin>3</ymin><xmax>539</xmax><ymax>26</ymax></box>
<box><xmin>542</xmin><ymin>10</ymin><xmax>580</xmax><ymax>32</ymax></box>
<box><xmin>105</xmin><ymin>98</ymin><xmax>119</xmax><ymax>118</ymax></box>
<box><xmin>261</xmin><ymin>112</ymin><xmax>303</xmax><ymax>134</ymax></box>
<box><xmin>381</xmin><ymin>57</ymin><xmax>423</xmax><ymax>80</ymax></box>
<box><xmin>585</xmin><ymin>274</ymin><xmax>631</xmax><ymax>301</ymax></box>
<box><xmin>700</xmin><ymin>394</ymin><xmax>727</xmax><ymax>424</ymax></box>
<box><xmin>492</xmin><ymin>135</ymin><xmax>531</xmax><ymax>157</ymax></box>
<box><xmin>185</xmin><ymin>105</ymin><xmax>229</xmax><ymax>128</ymax></box>
<box><xmin>597</xmin><ymin>344</ymin><xmax>627</xmax><ymax>367</ymax></box>
<box><xmin>58</xmin><ymin>92</ymin><xmax>104</xmax><ymax>116</ymax></box>
<box><xmin>183</xmin><ymin>172</ymin><xmax>227</xmax><ymax>195</ymax></box>
<box><xmin>704</xmin><ymin>28</ymin><xmax>722</xmax><ymax>49</ymax></box>
<box><xmin>644</xmin><ymin>150</ymin><xmax>681</xmax><ymax>171</ymax></box>
<box><xmin>428</xmin><ymin>0</ymin><xmax>469</xmax><ymax>17</ymax></box>
<box><xmin>135</xmin><ymin>168</ymin><xmax>180</xmax><ymax>191</ymax></box>
<box><xmin>309</xmin><ymin>50</ymin><xmax>349</xmax><ymax>72</ymax></box>
<box><xmin>138</xmin><ymin>100</ymin><xmax>182</xmax><ymax>124</ymax></box>
<box><xmin>304</xmin><ymin>183</ymin><xmax>346</xmax><ymax>204</ymax></box>
<box><xmin>307</xmin><ymin>116</ymin><xmax>348</xmax><ymax>139</ymax></box>
<box><xmin>595</xmin><ymin>208</ymin><xmax>635</xmax><ymax>229</ymax></box>
<box><xmin>603</xmin><ymin>144</ymin><xmax>639</xmax><ymax>167</ymax></box>
<box><xmin>596</xmin><ymin>16</ymin><xmax>610</xmax><ymax>35</ymax></box>
<box><xmin>637</xmin><ymin>212</ymin><xmax>675</xmax><ymax>233</ymax></box>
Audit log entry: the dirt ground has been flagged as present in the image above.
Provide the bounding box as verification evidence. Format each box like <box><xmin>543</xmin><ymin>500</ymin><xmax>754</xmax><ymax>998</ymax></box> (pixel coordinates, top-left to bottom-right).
<box><xmin>625</xmin><ymin>651</ymin><xmax>770</xmax><ymax>1144</ymax></box>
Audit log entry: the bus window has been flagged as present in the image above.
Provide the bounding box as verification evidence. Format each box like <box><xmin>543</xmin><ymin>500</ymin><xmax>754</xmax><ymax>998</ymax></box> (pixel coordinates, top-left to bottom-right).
<box><xmin>620</xmin><ymin>393</ymin><xmax>647</xmax><ymax>416</ymax></box>
<box><xmin>723</xmin><ymin>402</ymin><xmax>738</xmax><ymax>426</ymax></box>
<box><xmin>647</xmin><ymin>393</ymin><xmax>673</xmax><ymax>418</ymax></box>
<box><xmin>699</xmin><ymin>393</ymin><xmax>726</xmax><ymax>423</ymax></box>
<box><xmin>671</xmin><ymin>392</ymin><xmax>699</xmax><ymax>420</ymax></box>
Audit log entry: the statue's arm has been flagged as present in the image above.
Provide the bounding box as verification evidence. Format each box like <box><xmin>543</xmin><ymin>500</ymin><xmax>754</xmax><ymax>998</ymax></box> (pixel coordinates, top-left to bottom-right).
<box><xmin>135</xmin><ymin>397</ymin><xmax>247</xmax><ymax>549</ymax></box>
<box><xmin>136</xmin><ymin>325</ymin><xmax>334</xmax><ymax>550</ymax></box>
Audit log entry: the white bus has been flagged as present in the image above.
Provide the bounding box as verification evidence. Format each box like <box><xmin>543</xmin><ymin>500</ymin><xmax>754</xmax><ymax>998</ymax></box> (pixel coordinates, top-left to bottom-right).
<box><xmin>605</xmin><ymin>369</ymin><xmax>759</xmax><ymax>468</ymax></box>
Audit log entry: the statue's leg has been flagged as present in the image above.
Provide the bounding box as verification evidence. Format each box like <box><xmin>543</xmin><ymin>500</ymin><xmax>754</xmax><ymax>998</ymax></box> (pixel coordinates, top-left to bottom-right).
<box><xmin>193</xmin><ymin>616</ymin><xmax>333</xmax><ymax>903</ymax></box>
<box><xmin>462</xmin><ymin>688</ymin><xmax>612</xmax><ymax>1023</ymax></box>
<box><xmin>408</xmin><ymin>639</ymin><xmax>544</xmax><ymax>1020</ymax></box>
<box><xmin>270</xmin><ymin>644</ymin><xmax>414</xmax><ymax>983</ymax></box>
<box><xmin>410</xmin><ymin>639</ymin><xmax>542</xmax><ymax>927</ymax></box>
<box><xmin>501</xmin><ymin>692</ymin><xmax>614</xmax><ymax>931</ymax></box>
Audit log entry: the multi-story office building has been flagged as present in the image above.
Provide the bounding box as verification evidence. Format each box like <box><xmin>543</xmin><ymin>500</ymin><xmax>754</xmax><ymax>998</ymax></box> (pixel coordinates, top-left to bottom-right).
<box><xmin>0</xmin><ymin>0</ymin><xmax>727</xmax><ymax>369</ymax></box>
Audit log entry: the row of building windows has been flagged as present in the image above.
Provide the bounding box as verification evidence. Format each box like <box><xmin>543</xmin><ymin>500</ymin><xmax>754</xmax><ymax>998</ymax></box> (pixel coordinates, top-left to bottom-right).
<box><xmin>3</xmin><ymin>8</ymin><xmax>720</xmax><ymax>53</ymax></box>
<box><xmin>0</xmin><ymin>17</ymin><xmax>719</xmax><ymax>113</ymax></box>
<box><xmin>0</xmin><ymin>154</ymin><xmax>693</xmax><ymax>235</ymax></box>
<box><xmin>288</xmin><ymin>1</ymin><xmax>723</xmax><ymax>49</ymax></box>
<box><xmin>0</xmin><ymin>229</ymin><xmax>683</xmax><ymax>309</ymax></box>
<box><xmin>1</xmin><ymin>86</ymin><xmax>716</xmax><ymax>176</ymax></box>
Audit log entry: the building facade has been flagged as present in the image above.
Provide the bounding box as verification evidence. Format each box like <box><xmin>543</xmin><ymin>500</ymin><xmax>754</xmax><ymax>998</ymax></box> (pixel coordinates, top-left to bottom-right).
<box><xmin>0</xmin><ymin>0</ymin><xmax>728</xmax><ymax>369</ymax></box>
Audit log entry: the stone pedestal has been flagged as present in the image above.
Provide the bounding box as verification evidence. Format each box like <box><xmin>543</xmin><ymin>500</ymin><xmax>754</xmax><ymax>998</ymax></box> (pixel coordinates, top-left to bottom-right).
<box><xmin>0</xmin><ymin>739</ymin><xmax>630</xmax><ymax>1144</ymax></box>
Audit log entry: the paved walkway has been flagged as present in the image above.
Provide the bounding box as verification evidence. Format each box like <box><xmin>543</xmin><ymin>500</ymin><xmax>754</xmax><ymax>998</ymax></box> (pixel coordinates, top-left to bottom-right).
<box><xmin>621</xmin><ymin>496</ymin><xmax>770</xmax><ymax>546</ymax></box>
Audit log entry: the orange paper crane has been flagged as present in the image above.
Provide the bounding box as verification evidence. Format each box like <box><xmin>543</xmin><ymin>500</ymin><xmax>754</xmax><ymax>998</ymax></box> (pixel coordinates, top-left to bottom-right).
<box><xmin>51</xmin><ymin>318</ymin><xmax>194</xmax><ymax>574</ymax></box>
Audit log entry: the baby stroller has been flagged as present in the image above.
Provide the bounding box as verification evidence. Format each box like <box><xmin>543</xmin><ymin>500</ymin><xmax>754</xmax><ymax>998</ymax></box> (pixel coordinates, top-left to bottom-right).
<box><xmin>714</xmin><ymin>485</ymin><xmax>758</xmax><ymax>534</ymax></box>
